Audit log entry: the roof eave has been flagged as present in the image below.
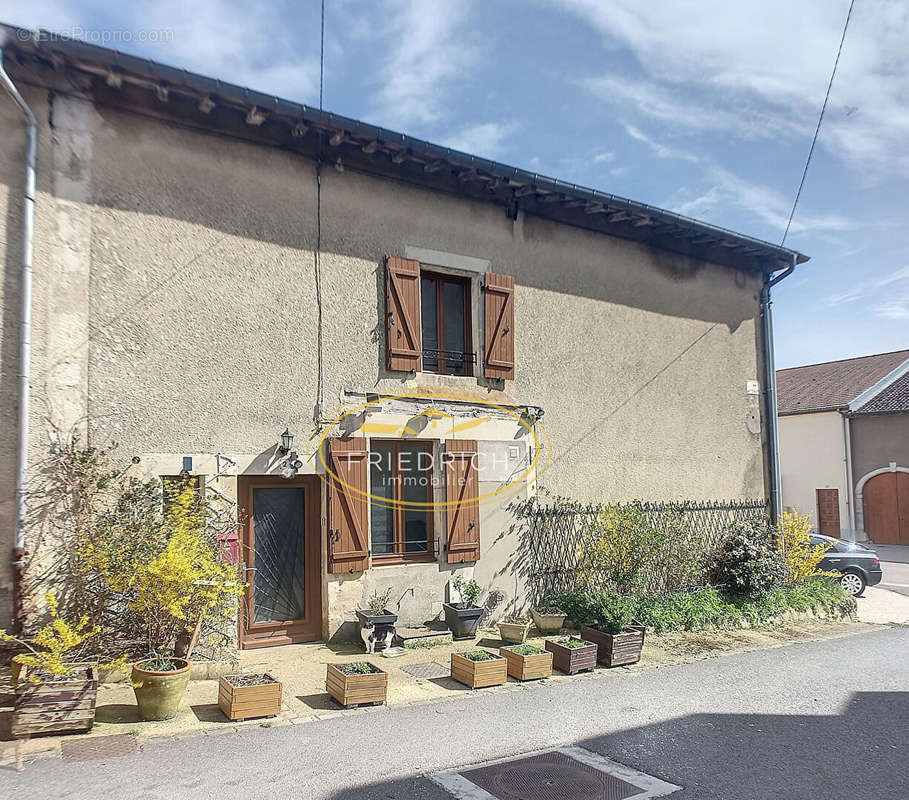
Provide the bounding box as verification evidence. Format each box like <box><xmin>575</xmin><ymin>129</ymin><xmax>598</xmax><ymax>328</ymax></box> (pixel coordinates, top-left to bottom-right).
<box><xmin>2</xmin><ymin>23</ymin><xmax>809</xmax><ymax>272</ymax></box>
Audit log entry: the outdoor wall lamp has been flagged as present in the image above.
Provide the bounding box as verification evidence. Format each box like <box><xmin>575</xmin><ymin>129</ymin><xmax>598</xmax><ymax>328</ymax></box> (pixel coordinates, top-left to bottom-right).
<box><xmin>279</xmin><ymin>428</ymin><xmax>294</xmax><ymax>454</ymax></box>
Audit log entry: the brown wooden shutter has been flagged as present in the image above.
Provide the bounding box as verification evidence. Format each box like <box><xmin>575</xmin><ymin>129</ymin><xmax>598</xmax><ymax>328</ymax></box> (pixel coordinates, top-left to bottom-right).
<box><xmin>327</xmin><ymin>437</ymin><xmax>370</xmax><ymax>573</ymax></box>
<box><xmin>385</xmin><ymin>256</ymin><xmax>422</xmax><ymax>372</ymax></box>
<box><xmin>444</xmin><ymin>440</ymin><xmax>480</xmax><ymax>563</ymax></box>
<box><xmin>484</xmin><ymin>272</ymin><xmax>515</xmax><ymax>379</ymax></box>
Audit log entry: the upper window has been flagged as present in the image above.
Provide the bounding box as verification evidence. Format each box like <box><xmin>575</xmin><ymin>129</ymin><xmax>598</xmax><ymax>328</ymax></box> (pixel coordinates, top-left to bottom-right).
<box><xmin>420</xmin><ymin>271</ymin><xmax>473</xmax><ymax>376</ymax></box>
<box><xmin>369</xmin><ymin>441</ymin><xmax>435</xmax><ymax>563</ymax></box>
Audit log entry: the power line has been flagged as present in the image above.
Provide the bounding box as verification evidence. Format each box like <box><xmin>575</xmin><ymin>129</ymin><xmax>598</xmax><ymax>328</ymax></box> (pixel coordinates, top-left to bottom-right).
<box><xmin>780</xmin><ymin>0</ymin><xmax>855</xmax><ymax>247</ymax></box>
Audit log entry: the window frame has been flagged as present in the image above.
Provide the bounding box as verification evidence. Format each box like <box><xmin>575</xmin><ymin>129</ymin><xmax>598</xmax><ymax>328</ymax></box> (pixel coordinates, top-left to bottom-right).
<box><xmin>420</xmin><ymin>269</ymin><xmax>474</xmax><ymax>377</ymax></box>
<box><xmin>368</xmin><ymin>440</ymin><xmax>437</xmax><ymax>565</ymax></box>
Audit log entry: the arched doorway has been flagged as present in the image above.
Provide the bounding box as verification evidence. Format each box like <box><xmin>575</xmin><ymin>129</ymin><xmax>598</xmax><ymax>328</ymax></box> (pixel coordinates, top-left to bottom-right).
<box><xmin>859</xmin><ymin>468</ymin><xmax>909</xmax><ymax>545</ymax></box>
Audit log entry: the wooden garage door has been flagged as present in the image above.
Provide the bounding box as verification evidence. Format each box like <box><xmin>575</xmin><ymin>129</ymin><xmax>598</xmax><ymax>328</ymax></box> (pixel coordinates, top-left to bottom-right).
<box><xmin>863</xmin><ymin>472</ymin><xmax>909</xmax><ymax>545</ymax></box>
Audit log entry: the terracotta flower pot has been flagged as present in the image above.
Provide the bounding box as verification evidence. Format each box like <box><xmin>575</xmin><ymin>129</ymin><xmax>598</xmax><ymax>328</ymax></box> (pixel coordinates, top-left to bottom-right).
<box><xmin>132</xmin><ymin>658</ymin><xmax>191</xmax><ymax>721</ymax></box>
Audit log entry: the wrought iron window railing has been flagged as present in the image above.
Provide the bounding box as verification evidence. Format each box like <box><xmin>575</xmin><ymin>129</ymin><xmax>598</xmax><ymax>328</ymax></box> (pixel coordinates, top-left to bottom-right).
<box><xmin>422</xmin><ymin>348</ymin><xmax>477</xmax><ymax>364</ymax></box>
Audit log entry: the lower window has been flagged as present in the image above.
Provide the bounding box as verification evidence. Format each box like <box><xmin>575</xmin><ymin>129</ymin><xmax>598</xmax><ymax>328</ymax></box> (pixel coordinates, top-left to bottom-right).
<box><xmin>369</xmin><ymin>441</ymin><xmax>435</xmax><ymax>562</ymax></box>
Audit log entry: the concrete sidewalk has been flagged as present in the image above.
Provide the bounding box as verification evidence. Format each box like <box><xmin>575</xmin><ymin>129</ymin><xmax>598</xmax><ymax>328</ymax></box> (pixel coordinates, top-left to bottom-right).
<box><xmin>2</xmin><ymin>625</ymin><xmax>906</xmax><ymax>800</ymax></box>
<box><xmin>856</xmin><ymin>585</ymin><xmax>909</xmax><ymax>623</ymax></box>
<box><xmin>0</xmin><ymin>617</ymin><xmax>873</xmax><ymax>767</ymax></box>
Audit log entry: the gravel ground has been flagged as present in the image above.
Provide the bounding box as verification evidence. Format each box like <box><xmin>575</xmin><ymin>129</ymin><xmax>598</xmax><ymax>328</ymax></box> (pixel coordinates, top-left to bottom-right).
<box><xmin>2</xmin><ymin>625</ymin><xmax>906</xmax><ymax>800</ymax></box>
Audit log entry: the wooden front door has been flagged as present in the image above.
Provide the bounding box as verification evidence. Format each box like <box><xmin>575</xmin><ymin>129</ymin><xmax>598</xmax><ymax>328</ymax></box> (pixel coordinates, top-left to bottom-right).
<box><xmin>816</xmin><ymin>489</ymin><xmax>841</xmax><ymax>537</ymax></box>
<box><xmin>239</xmin><ymin>475</ymin><xmax>322</xmax><ymax>648</ymax></box>
<box><xmin>863</xmin><ymin>471</ymin><xmax>909</xmax><ymax>545</ymax></box>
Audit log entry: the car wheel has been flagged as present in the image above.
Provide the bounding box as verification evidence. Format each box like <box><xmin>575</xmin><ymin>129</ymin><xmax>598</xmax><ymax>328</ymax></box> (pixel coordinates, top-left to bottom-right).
<box><xmin>840</xmin><ymin>570</ymin><xmax>866</xmax><ymax>597</ymax></box>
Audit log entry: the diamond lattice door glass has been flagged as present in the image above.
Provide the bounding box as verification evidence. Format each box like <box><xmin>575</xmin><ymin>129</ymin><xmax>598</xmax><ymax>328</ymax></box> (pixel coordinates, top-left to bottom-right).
<box><xmin>252</xmin><ymin>487</ymin><xmax>306</xmax><ymax>624</ymax></box>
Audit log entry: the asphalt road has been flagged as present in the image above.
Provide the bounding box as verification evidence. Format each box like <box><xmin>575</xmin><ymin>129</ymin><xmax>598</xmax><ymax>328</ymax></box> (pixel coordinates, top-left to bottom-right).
<box><xmin>3</xmin><ymin>627</ymin><xmax>907</xmax><ymax>800</ymax></box>
<box><xmin>877</xmin><ymin>545</ymin><xmax>909</xmax><ymax>597</ymax></box>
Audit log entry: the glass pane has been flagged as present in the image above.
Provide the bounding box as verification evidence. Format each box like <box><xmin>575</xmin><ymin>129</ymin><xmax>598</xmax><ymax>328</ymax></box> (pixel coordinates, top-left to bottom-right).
<box><xmin>400</xmin><ymin>445</ymin><xmax>431</xmax><ymax>552</ymax></box>
<box><xmin>370</xmin><ymin>444</ymin><xmax>395</xmax><ymax>555</ymax></box>
<box><xmin>420</xmin><ymin>276</ymin><xmax>439</xmax><ymax>372</ymax></box>
<box><xmin>252</xmin><ymin>487</ymin><xmax>305</xmax><ymax>623</ymax></box>
<box><xmin>442</xmin><ymin>281</ymin><xmax>466</xmax><ymax>374</ymax></box>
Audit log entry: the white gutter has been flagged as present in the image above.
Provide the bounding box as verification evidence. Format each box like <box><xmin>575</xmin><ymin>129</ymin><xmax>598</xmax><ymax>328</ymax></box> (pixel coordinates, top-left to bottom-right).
<box><xmin>1</xmin><ymin>45</ymin><xmax>37</xmax><ymax>633</ymax></box>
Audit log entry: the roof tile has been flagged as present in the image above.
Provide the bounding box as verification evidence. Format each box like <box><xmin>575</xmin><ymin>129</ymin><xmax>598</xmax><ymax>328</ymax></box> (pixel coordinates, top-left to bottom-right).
<box><xmin>777</xmin><ymin>349</ymin><xmax>909</xmax><ymax>414</ymax></box>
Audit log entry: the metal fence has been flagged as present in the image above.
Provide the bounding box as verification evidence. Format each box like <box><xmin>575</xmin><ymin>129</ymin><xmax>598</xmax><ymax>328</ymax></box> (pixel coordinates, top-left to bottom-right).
<box><xmin>519</xmin><ymin>499</ymin><xmax>770</xmax><ymax>603</ymax></box>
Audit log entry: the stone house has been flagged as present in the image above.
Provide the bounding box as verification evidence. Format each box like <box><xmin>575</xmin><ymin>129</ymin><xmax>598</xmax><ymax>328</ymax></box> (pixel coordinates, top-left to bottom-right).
<box><xmin>0</xmin><ymin>26</ymin><xmax>806</xmax><ymax>645</ymax></box>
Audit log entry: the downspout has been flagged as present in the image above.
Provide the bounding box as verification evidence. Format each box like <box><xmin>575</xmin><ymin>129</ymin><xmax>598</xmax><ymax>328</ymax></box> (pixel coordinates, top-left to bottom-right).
<box><xmin>760</xmin><ymin>258</ymin><xmax>795</xmax><ymax>525</ymax></box>
<box><xmin>1</xmin><ymin>46</ymin><xmax>37</xmax><ymax>634</ymax></box>
<box><xmin>842</xmin><ymin>412</ymin><xmax>855</xmax><ymax>537</ymax></box>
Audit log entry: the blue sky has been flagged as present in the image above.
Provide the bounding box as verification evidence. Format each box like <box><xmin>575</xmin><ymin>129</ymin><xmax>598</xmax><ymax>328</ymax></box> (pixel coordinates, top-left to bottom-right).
<box><xmin>3</xmin><ymin>0</ymin><xmax>908</xmax><ymax>368</ymax></box>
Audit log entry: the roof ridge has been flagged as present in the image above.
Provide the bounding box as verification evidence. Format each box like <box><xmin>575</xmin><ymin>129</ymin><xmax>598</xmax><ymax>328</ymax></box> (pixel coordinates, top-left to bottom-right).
<box><xmin>778</xmin><ymin>348</ymin><xmax>909</xmax><ymax>373</ymax></box>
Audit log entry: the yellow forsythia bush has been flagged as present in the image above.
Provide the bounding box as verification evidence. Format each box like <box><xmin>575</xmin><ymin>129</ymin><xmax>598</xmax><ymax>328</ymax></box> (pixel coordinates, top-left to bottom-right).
<box><xmin>777</xmin><ymin>510</ymin><xmax>833</xmax><ymax>582</ymax></box>
<box><xmin>0</xmin><ymin>592</ymin><xmax>99</xmax><ymax>682</ymax></box>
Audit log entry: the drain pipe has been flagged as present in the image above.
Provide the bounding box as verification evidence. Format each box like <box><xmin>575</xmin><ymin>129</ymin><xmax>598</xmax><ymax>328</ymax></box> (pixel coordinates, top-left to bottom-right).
<box><xmin>1</xmin><ymin>45</ymin><xmax>37</xmax><ymax>634</ymax></box>
<box><xmin>760</xmin><ymin>258</ymin><xmax>795</xmax><ymax>525</ymax></box>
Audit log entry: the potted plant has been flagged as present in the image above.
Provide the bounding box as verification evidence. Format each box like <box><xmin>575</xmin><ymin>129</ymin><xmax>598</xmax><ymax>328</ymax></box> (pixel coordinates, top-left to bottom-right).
<box><xmin>355</xmin><ymin>588</ymin><xmax>398</xmax><ymax>628</ymax></box>
<box><xmin>443</xmin><ymin>576</ymin><xmax>484</xmax><ymax>639</ymax></box>
<box><xmin>326</xmin><ymin>662</ymin><xmax>388</xmax><ymax>707</ymax></box>
<box><xmin>2</xmin><ymin>592</ymin><xmax>103</xmax><ymax>737</ymax></box>
<box><xmin>450</xmin><ymin>649</ymin><xmax>507</xmax><ymax>689</ymax></box>
<box><xmin>579</xmin><ymin>594</ymin><xmax>645</xmax><ymax>667</ymax></box>
<box><xmin>125</xmin><ymin>483</ymin><xmax>244</xmax><ymax>720</ymax></box>
<box><xmin>499</xmin><ymin>643</ymin><xmax>553</xmax><ymax>681</ymax></box>
<box><xmin>531</xmin><ymin>605</ymin><xmax>567</xmax><ymax>634</ymax></box>
<box><xmin>544</xmin><ymin>636</ymin><xmax>598</xmax><ymax>674</ymax></box>
<box><xmin>219</xmin><ymin>672</ymin><xmax>282</xmax><ymax>720</ymax></box>
<box><xmin>497</xmin><ymin>615</ymin><xmax>533</xmax><ymax>643</ymax></box>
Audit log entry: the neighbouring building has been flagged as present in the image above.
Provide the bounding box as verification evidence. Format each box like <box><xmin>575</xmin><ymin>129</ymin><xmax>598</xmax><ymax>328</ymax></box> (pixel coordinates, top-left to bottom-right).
<box><xmin>0</xmin><ymin>27</ymin><xmax>807</xmax><ymax>645</ymax></box>
<box><xmin>777</xmin><ymin>349</ymin><xmax>909</xmax><ymax>544</ymax></box>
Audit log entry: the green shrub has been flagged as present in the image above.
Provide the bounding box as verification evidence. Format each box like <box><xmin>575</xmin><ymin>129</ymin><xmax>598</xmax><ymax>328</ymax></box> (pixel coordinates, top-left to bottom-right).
<box><xmin>589</xmin><ymin>593</ymin><xmax>635</xmax><ymax>634</ymax></box>
<box><xmin>708</xmin><ymin>520</ymin><xmax>787</xmax><ymax>597</ymax></box>
<box><xmin>543</xmin><ymin>591</ymin><xmax>594</xmax><ymax>627</ymax></box>
<box><xmin>548</xmin><ymin>578</ymin><xmax>854</xmax><ymax>635</ymax></box>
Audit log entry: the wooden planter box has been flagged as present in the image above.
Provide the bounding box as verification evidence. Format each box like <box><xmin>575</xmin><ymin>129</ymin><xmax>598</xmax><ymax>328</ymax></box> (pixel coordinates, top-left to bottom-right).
<box><xmin>499</xmin><ymin>646</ymin><xmax>553</xmax><ymax>681</ymax></box>
<box><xmin>450</xmin><ymin>651</ymin><xmax>507</xmax><ymax>689</ymax></box>
<box><xmin>531</xmin><ymin>608</ymin><xmax>567</xmax><ymax>634</ymax></box>
<box><xmin>11</xmin><ymin>663</ymin><xmax>99</xmax><ymax>737</ymax></box>
<box><xmin>497</xmin><ymin>619</ymin><xmax>532</xmax><ymax>643</ymax></box>
<box><xmin>545</xmin><ymin>638</ymin><xmax>598</xmax><ymax>674</ymax></box>
<box><xmin>218</xmin><ymin>674</ymin><xmax>282</xmax><ymax>721</ymax></box>
<box><xmin>580</xmin><ymin>622</ymin><xmax>646</xmax><ymax>667</ymax></box>
<box><xmin>325</xmin><ymin>663</ymin><xmax>388</xmax><ymax>707</ymax></box>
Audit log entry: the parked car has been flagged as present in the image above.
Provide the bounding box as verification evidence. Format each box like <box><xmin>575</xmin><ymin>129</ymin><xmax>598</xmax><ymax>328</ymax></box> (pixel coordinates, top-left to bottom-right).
<box><xmin>811</xmin><ymin>535</ymin><xmax>883</xmax><ymax>596</ymax></box>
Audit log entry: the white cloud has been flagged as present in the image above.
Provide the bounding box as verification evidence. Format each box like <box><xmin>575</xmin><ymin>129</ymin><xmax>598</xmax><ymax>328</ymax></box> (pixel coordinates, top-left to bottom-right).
<box><xmin>670</xmin><ymin>165</ymin><xmax>853</xmax><ymax>235</ymax></box>
<box><xmin>622</xmin><ymin>123</ymin><xmax>701</xmax><ymax>163</ymax></box>
<box><xmin>557</xmin><ymin>0</ymin><xmax>909</xmax><ymax>176</ymax></box>
<box><xmin>874</xmin><ymin>294</ymin><xmax>909</xmax><ymax>320</ymax></box>
<box><xmin>824</xmin><ymin>266</ymin><xmax>909</xmax><ymax>306</ymax></box>
<box><xmin>442</xmin><ymin>121</ymin><xmax>515</xmax><ymax>159</ymax></box>
<box><xmin>369</xmin><ymin>0</ymin><xmax>478</xmax><ymax>127</ymax></box>
<box><xmin>593</xmin><ymin>150</ymin><xmax>615</xmax><ymax>163</ymax></box>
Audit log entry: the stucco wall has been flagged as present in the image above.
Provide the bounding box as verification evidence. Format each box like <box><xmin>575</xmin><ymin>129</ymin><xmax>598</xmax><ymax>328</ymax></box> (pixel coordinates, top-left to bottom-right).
<box><xmin>0</xmin><ymin>88</ymin><xmax>769</xmax><ymax>636</ymax></box>
<box><xmin>778</xmin><ymin>411</ymin><xmax>850</xmax><ymax>533</ymax></box>
<box><xmin>851</xmin><ymin>414</ymin><xmax>909</xmax><ymax>487</ymax></box>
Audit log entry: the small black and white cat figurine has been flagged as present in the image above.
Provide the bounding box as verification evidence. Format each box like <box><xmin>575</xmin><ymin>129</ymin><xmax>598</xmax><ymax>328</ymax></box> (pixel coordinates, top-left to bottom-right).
<box><xmin>360</xmin><ymin>621</ymin><xmax>395</xmax><ymax>654</ymax></box>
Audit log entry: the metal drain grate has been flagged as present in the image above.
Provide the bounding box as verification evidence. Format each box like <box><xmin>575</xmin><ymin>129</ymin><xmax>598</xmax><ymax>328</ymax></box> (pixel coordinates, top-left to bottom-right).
<box><xmin>62</xmin><ymin>734</ymin><xmax>139</xmax><ymax>762</ymax></box>
<box><xmin>401</xmin><ymin>661</ymin><xmax>450</xmax><ymax>679</ymax></box>
<box><xmin>462</xmin><ymin>750</ymin><xmax>640</xmax><ymax>800</ymax></box>
<box><xmin>433</xmin><ymin>747</ymin><xmax>681</xmax><ymax>800</ymax></box>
